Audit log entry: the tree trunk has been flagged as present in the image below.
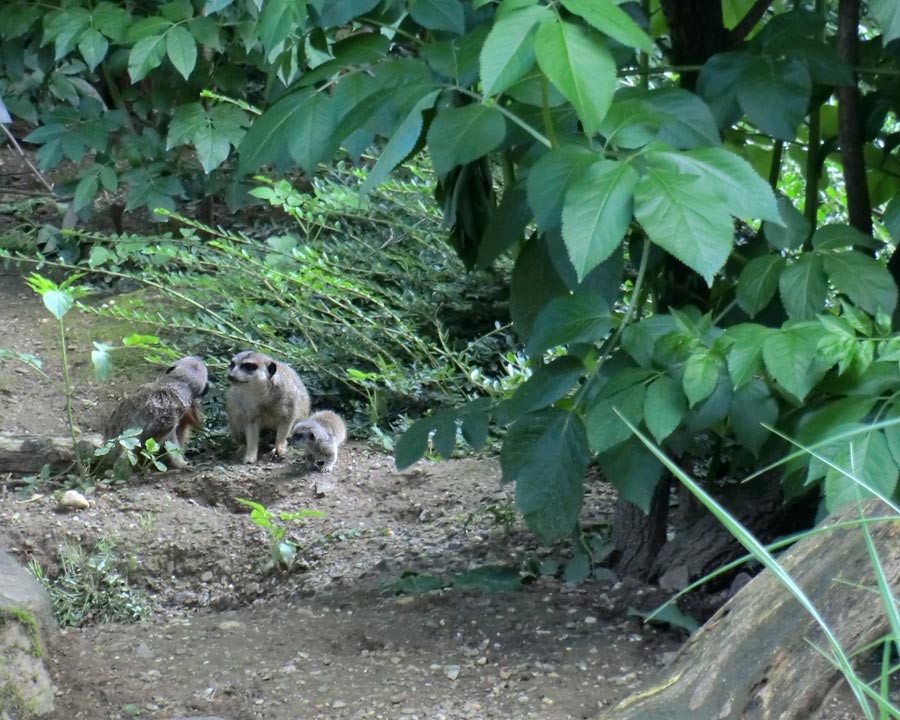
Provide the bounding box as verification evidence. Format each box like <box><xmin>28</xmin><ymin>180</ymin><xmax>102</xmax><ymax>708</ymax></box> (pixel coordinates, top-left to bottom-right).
<box><xmin>659</xmin><ymin>0</ymin><xmax>729</xmax><ymax>90</ymax></box>
<box><xmin>612</xmin><ymin>474</ymin><xmax>671</xmax><ymax>580</ymax></box>
<box><xmin>600</xmin><ymin>499</ymin><xmax>899</xmax><ymax>719</ymax></box>
<box><xmin>0</xmin><ymin>433</ymin><xmax>103</xmax><ymax>475</ymax></box>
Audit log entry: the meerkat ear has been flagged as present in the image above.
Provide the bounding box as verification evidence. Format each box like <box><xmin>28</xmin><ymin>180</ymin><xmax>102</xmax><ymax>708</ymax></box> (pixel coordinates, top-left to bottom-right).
<box><xmin>267</xmin><ymin>361</ymin><xmax>277</xmax><ymax>377</ymax></box>
<box><xmin>165</xmin><ymin>364</ymin><xmax>176</xmax><ymax>374</ymax></box>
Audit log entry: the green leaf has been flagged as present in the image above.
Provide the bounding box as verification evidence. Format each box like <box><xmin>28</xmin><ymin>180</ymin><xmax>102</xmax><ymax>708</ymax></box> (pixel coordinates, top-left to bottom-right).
<box><xmin>194</xmin><ymin>124</ymin><xmax>231</xmax><ymax>174</ymax></box>
<box><xmin>884</xmin><ymin>400</ymin><xmax>900</xmax><ymax>467</ymax></box>
<box><xmin>409</xmin><ymin>0</ymin><xmax>465</xmax><ymax>35</ymax></box>
<box><xmin>823</xmin><ymin>251</ymin><xmax>898</xmax><ymax>317</ymax></box>
<box><xmin>534</xmin><ymin>19</ymin><xmax>615</xmax><ymax>135</ymax></box>
<box><xmin>93</xmin><ymin>2</ymin><xmax>130</xmax><ymax>41</ymax></box>
<box><xmin>811</xmin><ymin>223</ymin><xmax>878</xmax><ymax>251</ymax></box>
<box><xmin>127</xmin><ymin>16</ymin><xmax>172</xmax><ymax>42</ymax></box>
<box><xmin>657</xmin><ymin>147</ymin><xmax>780</xmax><ymax>222</ymax></box>
<box><xmin>644</xmin><ymin>375</ymin><xmax>686</xmax><ymax>443</ymax></box>
<box><xmin>166</xmin><ymin>24</ymin><xmax>197</xmax><ymax>80</ymax></box>
<box><xmin>737</xmin><ymin>255</ymin><xmax>785</xmax><ymax>317</ymax></box>
<box><xmin>427</xmin><ymin>104</ymin><xmax>506</xmax><ymax>175</ymax></box>
<box><xmin>480</xmin><ymin>5</ymin><xmax>552</xmax><ymax>96</ymax></box>
<box><xmin>298</xmin><ymin>33</ymin><xmax>390</xmax><ymax>88</ymax></box>
<box><xmin>696</xmin><ymin>51</ymin><xmax>749</xmax><ymax>128</ymax></box>
<box><xmin>160</xmin><ymin>0</ymin><xmax>193</xmax><ymax>22</ymax></box>
<box><xmin>314</xmin><ymin>0</ymin><xmax>379</xmax><ymax>27</ymax></box>
<box><xmin>259</xmin><ymin>0</ymin><xmax>298</xmax><ymax>56</ymax></box>
<box><xmin>510</xmin><ymin>235</ymin><xmax>568</xmax><ymax>340</ymax></box>
<box><xmin>639</xmin><ymin>88</ymin><xmax>721</xmax><ymax>150</ymax></box>
<box><xmin>762</xmin><ymin>322</ymin><xmax>826</xmax><ymax>402</ymax></box>
<box><xmin>562</xmin><ymin>160</ymin><xmax>638</xmax><ymax>282</ymax></box>
<box><xmin>128</xmin><ymin>34</ymin><xmax>167</xmax><ymax>83</ymax></box>
<box><xmin>78</xmin><ymin>28</ymin><xmax>108</xmax><ymax>71</ymax></box>
<box><xmin>42</xmin><ymin>289</ymin><xmax>73</xmax><ymax>319</ymax></box>
<box><xmin>526</xmin><ymin>145</ymin><xmax>596</xmax><ymax>232</ymax></box>
<box><xmin>824</xmin><ymin>430</ymin><xmax>898</xmax><ymax>511</ymax></box>
<box><xmin>779</xmin><ymin>253</ymin><xmax>827</xmax><ymax>320</ymax></box>
<box><xmin>729</xmin><ymin>379</ymin><xmax>778</xmax><ymax>456</ymax></box>
<box><xmin>764</xmin><ymin>196</ymin><xmax>810</xmax><ymax>250</ymax></box>
<box><xmin>394</xmin><ymin>417</ymin><xmax>436</xmax><ymax>470</ymax></box>
<box><xmin>92</xmin><ymin>347</ymin><xmax>113</xmax><ymax>383</ymax></box>
<box><xmin>560</xmin><ymin>0</ymin><xmax>653</xmax><ymax>52</ymax></box>
<box><xmin>736</xmin><ymin>55</ymin><xmax>811</xmax><ymax>141</ymax></box>
<box><xmin>682</xmin><ymin>350</ymin><xmax>722</xmax><ymax>408</ymax></box>
<box><xmin>73</xmin><ymin>174</ymin><xmax>99</xmax><ymax>212</ymax></box>
<box><xmin>361</xmin><ymin>89</ymin><xmax>439</xmax><ymax>195</ymax></box>
<box><xmin>500</xmin><ymin>356</ymin><xmax>584</xmax><ymax>422</ymax></box>
<box><xmin>452</xmin><ymin>565</ymin><xmax>524</xmax><ymax>592</ymax></box>
<box><xmin>476</xmin><ymin>185</ymin><xmax>532</xmax><ymax>268</ymax></box>
<box><xmin>599</xmin><ymin>97</ymin><xmax>662</xmax><ymax>149</ymax></box>
<box><xmin>501</xmin><ymin>409</ymin><xmax>590</xmax><ymax>543</ymax></box>
<box><xmin>869</xmin><ymin>0</ymin><xmax>900</xmax><ymax>44</ymax></box>
<box><xmin>596</xmin><ymin>438</ymin><xmax>662</xmax><ymax>514</ymax></box>
<box><xmin>167</xmin><ymin>103</ymin><xmax>206</xmax><ymax>149</ymax></box>
<box><xmin>719</xmin><ymin>323</ymin><xmax>774</xmax><ymax>387</ymax></box>
<box><xmin>585</xmin><ymin>382</ymin><xmax>646</xmax><ymax>453</ymax></box>
<box><xmin>634</xmin><ymin>156</ymin><xmax>734</xmax><ymax>285</ymax></box>
<box><xmin>431</xmin><ymin>411</ymin><xmax>458</xmax><ymax>459</ymax></box>
<box><xmin>526</xmin><ymin>293</ymin><xmax>612</xmax><ymax>356</ymax></box>
<box><xmin>460</xmin><ymin>398</ymin><xmax>492</xmax><ymax>451</ymax></box>
<box><xmin>883</xmin><ymin>195</ymin><xmax>900</xmax><ymax>243</ymax></box>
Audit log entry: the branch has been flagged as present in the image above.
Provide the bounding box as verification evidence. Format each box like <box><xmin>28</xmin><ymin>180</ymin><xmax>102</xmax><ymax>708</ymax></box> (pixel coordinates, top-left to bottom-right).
<box><xmin>727</xmin><ymin>0</ymin><xmax>774</xmax><ymax>47</ymax></box>
<box><xmin>0</xmin><ymin>124</ymin><xmax>55</xmax><ymax>196</ymax></box>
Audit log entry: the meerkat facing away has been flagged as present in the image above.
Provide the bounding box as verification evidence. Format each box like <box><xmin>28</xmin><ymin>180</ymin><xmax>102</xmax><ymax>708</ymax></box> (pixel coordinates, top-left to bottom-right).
<box><xmin>290</xmin><ymin>410</ymin><xmax>347</xmax><ymax>472</ymax></box>
<box><xmin>104</xmin><ymin>356</ymin><xmax>209</xmax><ymax>469</ymax></box>
<box><xmin>226</xmin><ymin>350</ymin><xmax>310</xmax><ymax>464</ymax></box>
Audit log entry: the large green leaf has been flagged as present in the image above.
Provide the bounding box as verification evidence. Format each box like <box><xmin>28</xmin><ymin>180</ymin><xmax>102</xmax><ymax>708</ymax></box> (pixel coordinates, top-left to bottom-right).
<box><xmin>719</xmin><ymin>323</ymin><xmax>774</xmax><ymax>387</ymax></box>
<box><xmin>313</xmin><ymin>0</ymin><xmax>379</xmax><ymax>27</ymax></box>
<box><xmin>883</xmin><ymin>195</ymin><xmax>900</xmax><ymax>243</ymax></box>
<box><xmin>526</xmin><ymin>145</ymin><xmax>596</xmax><ymax>232</ymax></box>
<box><xmin>420</xmin><ymin>25</ymin><xmax>488</xmax><ymax>86</ymax></box>
<box><xmin>501</xmin><ymin>409</ymin><xmax>590</xmax><ymax>543</ymax></box>
<box><xmin>596</xmin><ymin>439</ymin><xmax>662</xmax><ymax>514</ymax></box>
<box><xmin>42</xmin><ymin>289</ymin><xmax>73</xmax><ymax>319</ymax></box>
<box><xmin>476</xmin><ymin>185</ymin><xmax>532</xmax><ymax>268</ymax></box>
<box><xmin>500</xmin><ymin>356</ymin><xmax>584</xmax><ymax>421</ymax></box>
<box><xmin>409</xmin><ymin>0</ymin><xmax>465</xmax><ymax>35</ymax></box>
<box><xmin>562</xmin><ymin>160</ymin><xmax>638</xmax><ymax>281</ymax></box>
<box><xmin>128</xmin><ymin>34</ymin><xmax>167</xmax><ymax>83</ymax></box>
<box><xmin>166</xmin><ymin>24</ymin><xmax>197</xmax><ymax>79</ymax></box>
<box><xmin>533</xmin><ymin>19</ymin><xmax>615</xmax><ymax>135</ymax></box>
<box><xmin>762</xmin><ymin>322</ymin><xmax>826</xmax><ymax>402</ymax></box>
<box><xmin>869</xmin><ymin>0</ymin><xmax>900</xmax><ymax>44</ymax></box>
<box><xmin>696</xmin><ymin>51</ymin><xmax>750</xmax><ymax>128</ymax></box>
<box><xmin>824</xmin><ymin>430</ymin><xmax>899</xmax><ymax>511</ymax></box>
<box><xmin>779</xmin><ymin>253</ymin><xmax>827</xmax><ymax>320</ymax></box>
<box><xmin>480</xmin><ymin>5</ymin><xmax>552</xmax><ymax>96</ymax></box>
<box><xmin>585</xmin><ymin>382</ymin><xmax>646</xmax><ymax>453</ymax></box>
<box><xmin>78</xmin><ymin>28</ymin><xmax>108</xmax><ymax>71</ymax></box>
<box><xmin>639</xmin><ymin>88</ymin><xmax>721</xmax><ymax>150</ymax></box>
<box><xmin>764</xmin><ymin>197</ymin><xmax>810</xmax><ymax>250</ymax></box>
<box><xmin>729</xmin><ymin>379</ymin><xmax>778</xmax><ymax>456</ymax></box>
<box><xmin>657</xmin><ymin>147</ymin><xmax>780</xmax><ymax>222</ymax></box>
<box><xmin>643</xmin><ymin>375</ymin><xmax>686</xmax><ymax>443</ymax></box>
<box><xmin>736</xmin><ymin>55</ymin><xmax>811</xmax><ymax>141</ymax></box>
<box><xmin>811</xmin><ymin>224</ymin><xmax>878</xmax><ymax>251</ymax></box>
<box><xmin>737</xmin><ymin>255</ymin><xmax>785</xmax><ymax>317</ymax></box>
<box><xmin>298</xmin><ymin>34</ymin><xmax>391</xmax><ymax>88</ymax></box>
<box><xmin>361</xmin><ymin>89</ymin><xmax>439</xmax><ymax>194</ymax></box>
<box><xmin>427</xmin><ymin>104</ymin><xmax>506</xmax><ymax>175</ymax></box>
<box><xmin>599</xmin><ymin>97</ymin><xmax>662</xmax><ymax>149</ymax></box>
<box><xmin>526</xmin><ymin>293</ymin><xmax>612</xmax><ymax>356</ymax></box>
<box><xmin>394</xmin><ymin>416</ymin><xmax>436</xmax><ymax>469</ymax></box>
<box><xmin>634</xmin><ymin>157</ymin><xmax>734</xmax><ymax>285</ymax></box>
<box><xmin>166</xmin><ymin>102</ymin><xmax>205</xmax><ymax>149</ymax></box>
<box><xmin>560</xmin><ymin>0</ymin><xmax>653</xmax><ymax>52</ymax></box>
<box><xmin>823</xmin><ymin>251</ymin><xmax>898</xmax><ymax>316</ymax></box>
<box><xmin>510</xmin><ymin>235</ymin><xmax>568</xmax><ymax>340</ymax></box>
<box><xmin>682</xmin><ymin>350</ymin><xmax>722</xmax><ymax>408</ymax></box>
<box><xmin>239</xmin><ymin>89</ymin><xmax>335</xmax><ymax>174</ymax></box>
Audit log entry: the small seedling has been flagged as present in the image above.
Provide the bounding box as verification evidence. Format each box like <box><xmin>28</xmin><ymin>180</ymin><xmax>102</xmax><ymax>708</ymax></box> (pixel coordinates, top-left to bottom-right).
<box><xmin>236</xmin><ymin>498</ymin><xmax>324</xmax><ymax>569</ymax></box>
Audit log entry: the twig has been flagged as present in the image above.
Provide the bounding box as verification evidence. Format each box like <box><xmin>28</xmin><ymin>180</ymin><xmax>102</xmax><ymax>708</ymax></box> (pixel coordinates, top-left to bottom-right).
<box><xmin>0</xmin><ymin>123</ymin><xmax>55</xmax><ymax>195</ymax></box>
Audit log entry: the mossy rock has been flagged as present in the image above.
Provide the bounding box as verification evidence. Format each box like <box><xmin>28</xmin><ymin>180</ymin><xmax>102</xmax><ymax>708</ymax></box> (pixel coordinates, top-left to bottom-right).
<box><xmin>0</xmin><ymin>552</ymin><xmax>55</xmax><ymax>718</ymax></box>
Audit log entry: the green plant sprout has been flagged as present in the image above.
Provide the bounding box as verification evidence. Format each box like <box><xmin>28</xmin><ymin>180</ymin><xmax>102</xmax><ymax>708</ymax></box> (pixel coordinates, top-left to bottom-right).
<box><xmin>236</xmin><ymin>498</ymin><xmax>325</xmax><ymax>570</ymax></box>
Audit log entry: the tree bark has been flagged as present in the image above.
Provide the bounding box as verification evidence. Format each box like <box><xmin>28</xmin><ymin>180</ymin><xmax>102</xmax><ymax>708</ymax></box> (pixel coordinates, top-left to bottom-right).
<box><xmin>0</xmin><ymin>434</ymin><xmax>103</xmax><ymax>475</ymax></box>
<box><xmin>612</xmin><ymin>474</ymin><xmax>671</xmax><ymax>580</ymax></box>
<box><xmin>659</xmin><ymin>0</ymin><xmax>729</xmax><ymax>90</ymax></box>
<box><xmin>600</xmin><ymin>499</ymin><xmax>899</xmax><ymax>719</ymax></box>
<box><xmin>836</xmin><ymin>0</ymin><xmax>872</xmax><ymax>236</ymax></box>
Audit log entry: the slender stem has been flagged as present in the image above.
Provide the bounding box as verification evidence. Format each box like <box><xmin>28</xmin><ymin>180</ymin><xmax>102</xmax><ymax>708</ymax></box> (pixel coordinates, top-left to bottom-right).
<box><xmin>539</xmin><ymin>75</ymin><xmax>559</xmax><ymax>149</ymax></box>
<box><xmin>768</xmin><ymin>140</ymin><xmax>784</xmax><ymax>189</ymax></box>
<box><xmin>0</xmin><ymin>124</ymin><xmax>55</xmax><ymax>195</ymax></box>
<box><xmin>450</xmin><ymin>86</ymin><xmax>551</xmax><ymax>149</ymax></box>
<box><xmin>57</xmin><ymin>317</ymin><xmax>86</xmax><ymax>479</ymax></box>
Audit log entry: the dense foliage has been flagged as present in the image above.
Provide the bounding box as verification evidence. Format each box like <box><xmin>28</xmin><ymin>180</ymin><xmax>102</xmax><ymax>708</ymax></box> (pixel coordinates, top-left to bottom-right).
<box><xmin>3</xmin><ymin>0</ymin><xmax>900</xmax><ymax>558</ymax></box>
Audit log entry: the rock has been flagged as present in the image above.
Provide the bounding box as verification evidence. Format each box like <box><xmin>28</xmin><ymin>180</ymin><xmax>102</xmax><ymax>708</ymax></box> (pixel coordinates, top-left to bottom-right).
<box><xmin>0</xmin><ymin>550</ymin><xmax>56</xmax><ymax>717</ymax></box>
<box><xmin>58</xmin><ymin>490</ymin><xmax>90</xmax><ymax>511</ymax></box>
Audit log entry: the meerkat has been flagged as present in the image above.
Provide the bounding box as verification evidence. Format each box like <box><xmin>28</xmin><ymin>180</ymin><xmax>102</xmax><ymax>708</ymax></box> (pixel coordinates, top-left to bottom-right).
<box><xmin>104</xmin><ymin>355</ymin><xmax>209</xmax><ymax>469</ymax></box>
<box><xmin>225</xmin><ymin>350</ymin><xmax>310</xmax><ymax>464</ymax></box>
<box><xmin>290</xmin><ymin>410</ymin><xmax>347</xmax><ymax>472</ymax></box>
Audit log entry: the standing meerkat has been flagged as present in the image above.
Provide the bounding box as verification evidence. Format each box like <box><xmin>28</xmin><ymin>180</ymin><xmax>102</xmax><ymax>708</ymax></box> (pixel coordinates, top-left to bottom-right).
<box><xmin>290</xmin><ymin>410</ymin><xmax>347</xmax><ymax>472</ymax></box>
<box><xmin>226</xmin><ymin>350</ymin><xmax>310</xmax><ymax>464</ymax></box>
<box><xmin>104</xmin><ymin>355</ymin><xmax>209</xmax><ymax>469</ymax></box>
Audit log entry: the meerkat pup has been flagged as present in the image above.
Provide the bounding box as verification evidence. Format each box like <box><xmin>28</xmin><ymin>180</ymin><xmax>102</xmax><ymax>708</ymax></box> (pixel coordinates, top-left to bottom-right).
<box><xmin>290</xmin><ymin>410</ymin><xmax>347</xmax><ymax>472</ymax></box>
<box><xmin>104</xmin><ymin>355</ymin><xmax>209</xmax><ymax>469</ymax></box>
<box><xmin>226</xmin><ymin>350</ymin><xmax>310</xmax><ymax>464</ymax></box>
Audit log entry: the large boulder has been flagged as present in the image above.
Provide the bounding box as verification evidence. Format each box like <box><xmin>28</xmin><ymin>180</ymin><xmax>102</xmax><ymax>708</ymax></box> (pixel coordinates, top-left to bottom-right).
<box><xmin>0</xmin><ymin>550</ymin><xmax>56</xmax><ymax>718</ymax></box>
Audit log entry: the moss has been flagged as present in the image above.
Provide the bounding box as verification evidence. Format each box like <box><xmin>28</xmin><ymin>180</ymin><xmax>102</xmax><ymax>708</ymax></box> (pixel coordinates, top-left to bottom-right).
<box><xmin>0</xmin><ymin>607</ymin><xmax>45</xmax><ymax>658</ymax></box>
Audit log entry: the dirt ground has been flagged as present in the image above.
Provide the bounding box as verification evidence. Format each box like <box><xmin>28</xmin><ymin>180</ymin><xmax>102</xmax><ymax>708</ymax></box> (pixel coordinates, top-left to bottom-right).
<box><xmin>0</xmin><ymin>263</ymin><xmax>865</xmax><ymax>719</ymax></box>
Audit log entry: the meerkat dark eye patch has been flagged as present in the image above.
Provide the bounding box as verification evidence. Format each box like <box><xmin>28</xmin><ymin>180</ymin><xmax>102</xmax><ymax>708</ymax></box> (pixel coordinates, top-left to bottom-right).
<box><xmin>240</xmin><ymin>362</ymin><xmax>257</xmax><ymax>372</ymax></box>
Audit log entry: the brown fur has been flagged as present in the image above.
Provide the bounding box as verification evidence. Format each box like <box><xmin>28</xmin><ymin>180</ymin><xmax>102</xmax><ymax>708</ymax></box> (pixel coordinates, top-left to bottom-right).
<box><xmin>290</xmin><ymin>410</ymin><xmax>347</xmax><ymax>472</ymax></box>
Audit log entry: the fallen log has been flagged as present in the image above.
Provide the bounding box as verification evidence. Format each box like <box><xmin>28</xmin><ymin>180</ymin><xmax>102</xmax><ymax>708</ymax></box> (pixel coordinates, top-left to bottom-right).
<box><xmin>601</xmin><ymin>499</ymin><xmax>899</xmax><ymax>719</ymax></box>
<box><xmin>0</xmin><ymin>433</ymin><xmax>104</xmax><ymax>475</ymax></box>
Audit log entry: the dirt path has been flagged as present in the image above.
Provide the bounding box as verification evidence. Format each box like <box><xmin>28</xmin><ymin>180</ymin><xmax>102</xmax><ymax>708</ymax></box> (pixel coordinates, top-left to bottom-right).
<box><xmin>0</xmin><ymin>270</ymin><xmax>859</xmax><ymax>720</ymax></box>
